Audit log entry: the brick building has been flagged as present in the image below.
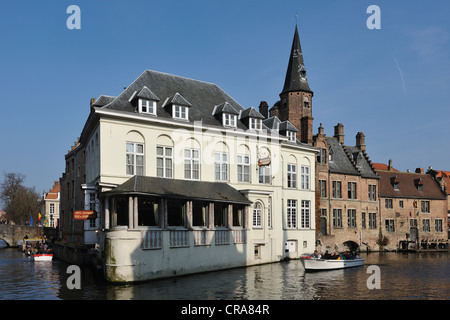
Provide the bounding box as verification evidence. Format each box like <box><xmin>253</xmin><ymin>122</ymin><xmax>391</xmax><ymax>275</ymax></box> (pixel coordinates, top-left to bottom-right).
<box><xmin>264</xmin><ymin>25</ymin><xmax>381</xmax><ymax>252</ymax></box>
<box><xmin>375</xmin><ymin>164</ymin><xmax>448</xmax><ymax>251</ymax></box>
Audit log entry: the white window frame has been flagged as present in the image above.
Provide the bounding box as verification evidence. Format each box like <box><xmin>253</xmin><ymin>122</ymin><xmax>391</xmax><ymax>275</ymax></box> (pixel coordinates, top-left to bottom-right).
<box><xmin>287</xmin><ymin>199</ymin><xmax>297</xmax><ymax>229</ymax></box>
<box><xmin>184</xmin><ymin>148</ymin><xmax>200</xmax><ymax>180</ymax></box>
<box><xmin>126</xmin><ymin>142</ymin><xmax>144</xmax><ymax>176</ymax></box>
<box><xmin>253</xmin><ymin>202</ymin><xmax>263</xmax><ymax>228</ymax></box>
<box><xmin>237</xmin><ymin>154</ymin><xmax>250</xmax><ymax>183</ymax></box>
<box><xmin>259</xmin><ymin>165</ymin><xmax>271</xmax><ymax>184</ymax></box>
<box><xmin>300</xmin><ymin>200</ymin><xmax>311</xmax><ymax>229</ymax></box>
<box><xmin>214</xmin><ymin>152</ymin><xmax>229</xmax><ymax>181</ymax></box>
<box><xmin>173</xmin><ymin>105</ymin><xmax>189</xmax><ymax>120</ymax></box>
<box><xmin>49</xmin><ymin>203</ymin><xmax>55</xmax><ymax>214</ymax></box>
<box><xmin>222</xmin><ymin>113</ymin><xmax>237</xmax><ymax>128</ymax></box>
<box><xmin>301</xmin><ymin>165</ymin><xmax>310</xmax><ymax>190</ymax></box>
<box><xmin>287</xmin><ymin>163</ymin><xmax>297</xmax><ymax>189</ymax></box>
<box><xmin>139</xmin><ymin>99</ymin><xmax>156</xmax><ymax>115</ymax></box>
<box><xmin>156</xmin><ymin>146</ymin><xmax>173</xmax><ymax>178</ymax></box>
<box><xmin>286</xmin><ymin>131</ymin><xmax>296</xmax><ymax>142</ymax></box>
<box><xmin>249</xmin><ymin>118</ymin><xmax>262</xmax><ymax>131</ymax></box>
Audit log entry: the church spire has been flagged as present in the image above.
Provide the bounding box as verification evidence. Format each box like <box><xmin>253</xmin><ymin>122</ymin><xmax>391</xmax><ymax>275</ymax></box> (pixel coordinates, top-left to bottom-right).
<box><xmin>281</xmin><ymin>25</ymin><xmax>312</xmax><ymax>95</ymax></box>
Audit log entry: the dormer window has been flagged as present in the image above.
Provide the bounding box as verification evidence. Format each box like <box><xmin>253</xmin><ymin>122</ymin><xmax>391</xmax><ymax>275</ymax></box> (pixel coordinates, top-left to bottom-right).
<box><xmin>164</xmin><ymin>93</ymin><xmax>192</xmax><ymax>121</ymax></box>
<box><xmin>249</xmin><ymin>118</ymin><xmax>262</xmax><ymax>131</ymax></box>
<box><xmin>223</xmin><ymin>113</ymin><xmax>237</xmax><ymax>127</ymax></box>
<box><xmin>132</xmin><ymin>86</ymin><xmax>160</xmax><ymax>116</ymax></box>
<box><xmin>286</xmin><ymin>131</ymin><xmax>296</xmax><ymax>142</ymax></box>
<box><xmin>173</xmin><ymin>105</ymin><xmax>188</xmax><ymax>120</ymax></box>
<box><xmin>139</xmin><ymin>99</ymin><xmax>156</xmax><ymax>115</ymax></box>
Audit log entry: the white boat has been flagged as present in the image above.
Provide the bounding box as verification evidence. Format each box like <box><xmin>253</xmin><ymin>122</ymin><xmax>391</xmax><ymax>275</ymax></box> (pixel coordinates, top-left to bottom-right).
<box><xmin>300</xmin><ymin>256</ymin><xmax>364</xmax><ymax>271</ymax></box>
<box><xmin>33</xmin><ymin>254</ymin><xmax>53</xmax><ymax>262</ymax></box>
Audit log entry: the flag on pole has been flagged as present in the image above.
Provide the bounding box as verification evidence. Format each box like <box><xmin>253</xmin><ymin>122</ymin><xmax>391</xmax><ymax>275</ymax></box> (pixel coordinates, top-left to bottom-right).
<box><xmin>38</xmin><ymin>212</ymin><xmax>41</xmax><ymax>222</ymax></box>
<box><xmin>30</xmin><ymin>214</ymin><xmax>33</xmax><ymax>226</ymax></box>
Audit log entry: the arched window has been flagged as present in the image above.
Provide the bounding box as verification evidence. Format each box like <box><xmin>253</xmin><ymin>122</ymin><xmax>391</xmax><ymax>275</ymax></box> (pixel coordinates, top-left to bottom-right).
<box><xmin>253</xmin><ymin>202</ymin><xmax>263</xmax><ymax>228</ymax></box>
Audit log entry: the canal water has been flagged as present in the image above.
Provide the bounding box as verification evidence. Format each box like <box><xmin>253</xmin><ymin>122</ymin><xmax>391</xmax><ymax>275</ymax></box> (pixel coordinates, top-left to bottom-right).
<box><xmin>0</xmin><ymin>248</ymin><xmax>448</xmax><ymax>300</ymax></box>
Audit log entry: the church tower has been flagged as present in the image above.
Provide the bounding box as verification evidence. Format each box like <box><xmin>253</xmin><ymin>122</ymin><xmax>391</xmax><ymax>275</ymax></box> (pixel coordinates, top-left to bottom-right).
<box><xmin>270</xmin><ymin>25</ymin><xmax>314</xmax><ymax>145</ymax></box>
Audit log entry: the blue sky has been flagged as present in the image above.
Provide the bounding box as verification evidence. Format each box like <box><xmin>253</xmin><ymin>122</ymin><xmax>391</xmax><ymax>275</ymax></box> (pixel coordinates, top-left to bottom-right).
<box><xmin>0</xmin><ymin>0</ymin><xmax>449</xmax><ymax>198</ymax></box>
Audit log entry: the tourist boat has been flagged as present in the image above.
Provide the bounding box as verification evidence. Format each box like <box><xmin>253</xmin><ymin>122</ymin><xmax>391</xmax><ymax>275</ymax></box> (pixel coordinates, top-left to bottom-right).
<box><xmin>33</xmin><ymin>254</ymin><xmax>53</xmax><ymax>262</ymax></box>
<box><xmin>300</xmin><ymin>256</ymin><xmax>365</xmax><ymax>271</ymax></box>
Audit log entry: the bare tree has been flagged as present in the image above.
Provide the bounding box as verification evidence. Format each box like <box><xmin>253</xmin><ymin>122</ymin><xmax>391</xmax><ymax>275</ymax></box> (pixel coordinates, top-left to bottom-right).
<box><xmin>0</xmin><ymin>172</ymin><xmax>40</xmax><ymax>225</ymax></box>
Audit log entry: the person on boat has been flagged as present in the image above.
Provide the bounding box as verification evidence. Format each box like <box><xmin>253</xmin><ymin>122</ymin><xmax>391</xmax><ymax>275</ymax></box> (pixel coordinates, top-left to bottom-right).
<box><xmin>322</xmin><ymin>250</ymin><xmax>330</xmax><ymax>259</ymax></box>
<box><xmin>311</xmin><ymin>250</ymin><xmax>322</xmax><ymax>259</ymax></box>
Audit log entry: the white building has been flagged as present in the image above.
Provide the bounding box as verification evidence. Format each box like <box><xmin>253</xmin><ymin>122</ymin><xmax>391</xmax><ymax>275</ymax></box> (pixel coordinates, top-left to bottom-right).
<box><xmin>65</xmin><ymin>69</ymin><xmax>316</xmax><ymax>282</ymax></box>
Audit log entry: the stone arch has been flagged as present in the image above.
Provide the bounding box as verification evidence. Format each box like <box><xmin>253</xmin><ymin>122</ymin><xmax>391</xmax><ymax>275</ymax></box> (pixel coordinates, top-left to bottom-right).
<box><xmin>343</xmin><ymin>240</ymin><xmax>360</xmax><ymax>252</ymax></box>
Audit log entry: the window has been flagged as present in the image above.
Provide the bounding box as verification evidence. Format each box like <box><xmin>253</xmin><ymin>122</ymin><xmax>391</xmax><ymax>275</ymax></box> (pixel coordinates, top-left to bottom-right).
<box><xmin>287</xmin><ymin>163</ymin><xmax>297</xmax><ymax>188</ymax></box>
<box><xmin>139</xmin><ymin>99</ymin><xmax>156</xmax><ymax>115</ymax></box>
<box><xmin>421</xmin><ymin>201</ymin><xmax>430</xmax><ymax>213</ymax></box>
<box><xmin>347</xmin><ymin>209</ymin><xmax>356</xmax><ymax>228</ymax></box>
<box><xmin>173</xmin><ymin>105</ymin><xmax>188</xmax><ymax>120</ymax></box>
<box><xmin>399</xmin><ymin>200</ymin><xmax>404</xmax><ymax>208</ymax></box>
<box><xmin>348</xmin><ymin>182</ymin><xmax>357</xmax><ymax>199</ymax></box>
<box><xmin>126</xmin><ymin>142</ymin><xmax>144</xmax><ymax>175</ymax></box>
<box><xmin>333</xmin><ymin>209</ymin><xmax>342</xmax><ymax>228</ymax></box>
<box><xmin>156</xmin><ymin>146</ymin><xmax>173</xmax><ymax>178</ymax></box>
<box><xmin>368</xmin><ymin>185</ymin><xmax>377</xmax><ymax>201</ymax></box>
<box><xmin>167</xmin><ymin>200</ymin><xmax>186</xmax><ymax>227</ymax></box>
<box><xmin>237</xmin><ymin>155</ymin><xmax>250</xmax><ymax>183</ymax></box>
<box><xmin>233</xmin><ymin>205</ymin><xmax>245</xmax><ymax>227</ymax></box>
<box><xmin>267</xmin><ymin>197</ymin><xmax>272</xmax><ymax>229</ymax></box>
<box><xmin>304</xmin><ymin>101</ymin><xmax>309</xmax><ymax>109</ymax></box>
<box><xmin>287</xmin><ymin>200</ymin><xmax>297</xmax><ymax>229</ymax></box>
<box><xmin>214</xmin><ymin>203</ymin><xmax>228</xmax><ymax>227</ymax></box>
<box><xmin>138</xmin><ymin>197</ymin><xmax>160</xmax><ymax>226</ymax></box>
<box><xmin>214</xmin><ymin>152</ymin><xmax>229</xmax><ymax>181</ymax></box>
<box><xmin>385</xmin><ymin>199</ymin><xmax>393</xmax><ymax>209</ymax></box>
<box><xmin>362</xmin><ymin>212</ymin><xmax>366</xmax><ymax>229</ymax></box>
<box><xmin>393</xmin><ymin>182</ymin><xmax>399</xmax><ymax>191</ymax></box>
<box><xmin>49</xmin><ymin>203</ymin><xmax>55</xmax><ymax>214</ymax></box>
<box><xmin>253</xmin><ymin>202</ymin><xmax>262</xmax><ymax>228</ymax></box>
<box><xmin>249</xmin><ymin>118</ymin><xmax>262</xmax><ymax>131</ymax></box>
<box><xmin>422</xmin><ymin>219</ymin><xmax>430</xmax><ymax>232</ymax></box>
<box><xmin>259</xmin><ymin>165</ymin><xmax>271</xmax><ymax>184</ymax></box>
<box><xmin>301</xmin><ymin>166</ymin><xmax>310</xmax><ymax>190</ymax></box>
<box><xmin>369</xmin><ymin>212</ymin><xmax>377</xmax><ymax>229</ymax></box>
<box><xmin>300</xmin><ymin>200</ymin><xmax>310</xmax><ymax>229</ymax></box>
<box><xmin>193</xmin><ymin>201</ymin><xmax>209</xmax><ymax>227</ymax></box>
<box><xmin>319</xmin><ymin>180</ymin><xmax>327</xmax><ymax>197</ymax></box>
<box><xmin>184</xmin><ymin>148</ymin><xmax>200</xmax><ymax>180</ymax></box>
<box><xmin>286</xmin><ymin>131</ymin><xmax>296</xmax><ymax>142</ymax></box>
<box><xmin>435</xmin><ymin>219</ymin><xmax>443</xmax><ymax>232</ymax></box>
<box><xmin>385</xmin><ymin>219</ymin><xmax>395</xmax><ymax>232</ymax></box>
<box><xmin>317</xmin><ymin>148</ymin><xmax>327</xmax><ymax>164</ymax></box>
<box><xmin>332</xmin><ymin>181</ymin><xmax>342</xmax><ymax>198</ymax></box>
<box><xmin>223</xmin><ymin>113</ymin><xmax>237</xmax><ymax>127</ymax></box>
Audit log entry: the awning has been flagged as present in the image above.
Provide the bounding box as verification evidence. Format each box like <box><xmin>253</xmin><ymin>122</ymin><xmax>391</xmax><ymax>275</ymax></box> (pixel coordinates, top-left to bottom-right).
<box><xmin>101</xmin><ymin>176</ymin><xmax>252</xmax><ymax>205</ymax></box>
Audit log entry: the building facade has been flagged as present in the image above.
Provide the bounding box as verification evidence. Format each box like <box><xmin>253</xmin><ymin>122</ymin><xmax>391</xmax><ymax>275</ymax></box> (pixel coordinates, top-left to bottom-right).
<box><xmin>58</xmin><ymin>39</ymin><xmax>318</xmax><ymax>281</ymax></box>
<box><xmin>41</xmin><ymin>181</ymin><xmax>61</xmax><ymax>228</ymax></box>
<box><xmin>376</xmin><ymin>164</ymin><xmax>448</xmax><ymax>251</ymax></box>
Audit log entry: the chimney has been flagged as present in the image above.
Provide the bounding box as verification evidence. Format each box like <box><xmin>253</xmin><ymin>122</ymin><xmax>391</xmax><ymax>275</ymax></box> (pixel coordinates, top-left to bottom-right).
<box><xmin>334</xmin><ymin>123</ymin><xmax>344</xmax><ymax>145</ymax></box>
<box><xmin>388</xmin><ymin>159</ymin><xmax>393</xmax><ymax>171</ymax></box>
<box><xmin>259</xmin><ymin>101</ymin><xmax>269</xmax><ymax>119</ymax></box>
<box><xmin>415</xmin><ymin>168</ymin><xmax>424</xmax><ymax>174</ymax></box>
<box><xmin>356</xmin><ymin>132</ymin><xmax>366</xmax><ymax>152</ymax></box>
<box><xmin>90</xmin><ymin>98</ymin><xmax>96</xmax><ymax>107</ymax></box>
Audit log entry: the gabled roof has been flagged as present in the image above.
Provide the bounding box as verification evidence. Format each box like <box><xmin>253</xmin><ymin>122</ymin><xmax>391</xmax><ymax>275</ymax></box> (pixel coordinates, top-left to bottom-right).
<box><xmin>136</xmin><ymin>86</ymin><xmax>160</xmax><ymax>101</ymax></box>
<box><xmin>166</xmin><ymin>92</ymin><xmax>192</xmax><ymax>107</ymax></box>
<box><xmin>377</xmin><ymin>170</ymin><xmax>446</xmax><ymax>200</ymax></box>
<box><xmin>281</xmin><ymin>25</ymin><xmax>312</xmax><ymax>95</ymax></box>
<box><xmin>213</xmin><ymin>102</ymin><xmax>240</xmax><ymax>115</ymax></box>
<box><xmin>240</xmin><ymin>107</ymin><xmax>265</xmax><ymax>119</ymax></box>
<box><xmin>102</xmin><ymin>176</ymin><xmax>252</xmax><ymax>205</ymax></box>
<box><xmin>101</xmin><ymin>70</ymin><xmax>247</xmax><ymax>129</ymax></box>
<box><xmin>262</xmin><ymin>116</ymin><xmax>281</xmax><ymax>131</ymax></box>
<box><xmin>279</xmin><ymin>120</ymin><xmax>298</xmax><ymax>132</ymax></box>
<box><xmin>344</xmin><ymin>146</ymin><xmax>378</xmax><ymax>178</ymax></box>
<box><xmin>326</xmin><ymin>137</ymin><xmax>361</xmax><ymax>176</ymax></box>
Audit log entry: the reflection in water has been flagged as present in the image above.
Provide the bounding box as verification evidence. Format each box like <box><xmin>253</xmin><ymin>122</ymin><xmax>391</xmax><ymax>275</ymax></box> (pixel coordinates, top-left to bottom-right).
<box><xmin>0</xmin><ymin>248</ymin><xmax>448</xmax><ymax>300</ymax></box>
